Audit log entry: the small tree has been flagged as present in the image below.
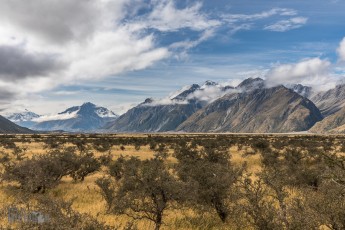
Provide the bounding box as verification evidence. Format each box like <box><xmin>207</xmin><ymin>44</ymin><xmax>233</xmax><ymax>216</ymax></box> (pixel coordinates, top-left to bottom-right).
<box><xmin>70</xmin><ymin>151</ymin><xmax>101</xmax><ymax>182</ymax></box>
<box><xmin>237</xmin><ymin>176</ymin><xmax>283</xmax><ymax>230</ymax></box>
<box><xmin>105</xmin><ymin>155</ymin><xmax>183</xmax><ymax>230</ymax></box>
<box><xmin>2</xmin><ymin>155</ymin><xmax>65</xmax><ymax>193</ymax></box>
<box><xmin>1</xmin><ymin>147</ymin><xmax>98</xmax><ymax>193</ymax></box>
<box><xmin>174</xmin><ymin>142</ymin><xmax>243</xmax><ymax>222</ymax></box>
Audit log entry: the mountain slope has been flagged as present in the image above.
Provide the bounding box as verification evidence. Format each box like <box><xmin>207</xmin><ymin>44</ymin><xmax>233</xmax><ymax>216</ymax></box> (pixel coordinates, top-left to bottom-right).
<box><xmin>0</xmin><ymin>115</ymin><xmax>34</xmax><ymax>134</ymax></box>
<box><xmin>177</xmin><ymin>86</ymin><xmax>322</xmax><ymax>133</ymax></box>
<box><xmin>104</xmin><ymin>80</ymin><xmax>238</xmax><ymax>132</ymax></box>
<box><xmin>33</xmin><ymin>102</ymin><xmax>118</xmax><ymax>132</ymax></box>
<box><xmin>104</xmin><ymin>101</ymin><xmax>202</xmax><ymax>132</ymax></box>
<box><xmin>311</xmin><ymin>84</ymin><xmax>345</xmax><ymax>116</ymax></box>
<box><xmin>309</xmin><ymin>106</ymin><xmax>345</xmax><ymax>133</ymax></box>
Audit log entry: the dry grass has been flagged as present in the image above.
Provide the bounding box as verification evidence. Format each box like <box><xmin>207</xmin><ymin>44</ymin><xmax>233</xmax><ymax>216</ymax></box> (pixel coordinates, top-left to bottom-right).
<box><xmin>0</xmin><ymin>135</ymin><xmax>256</xmax><ymax>229</ymax></box>
<box><xmin>2</xmin><ymin>133</ymin><xmax>340</xmax><ymax>229</ymax></box>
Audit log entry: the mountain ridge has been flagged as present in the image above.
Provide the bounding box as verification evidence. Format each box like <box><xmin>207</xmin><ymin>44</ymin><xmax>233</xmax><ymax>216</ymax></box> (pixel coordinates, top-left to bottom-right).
<box><xmin>176</xmin><ymin>85</ymin><xmax>322</xmax><ymax>133</ymax></box>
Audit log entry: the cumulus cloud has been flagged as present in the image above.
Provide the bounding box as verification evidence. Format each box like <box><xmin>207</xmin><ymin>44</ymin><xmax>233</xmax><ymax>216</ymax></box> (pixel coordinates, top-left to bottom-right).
<box><xmin>265</xmin><ymin>58</ymin><xmax>333</xmax><ymax>90</ymax></box>
<box><xmin>0</xmin><ymin>0</ymin><xmax>173</xmax><ymax>100</ymax></box>
<box><xmin>264</xmin><ymin>17</ymin><xmax>308</xmax><ymax>32</ymax></box>
<box><xmin>0</xmin><ymin>0</ymin><xmax>310</xmax><ymax>106</ymax></box>
<box><xmin>0</xmin><ymin>45</ymin><xmax>64</xmax><ymax>81</ymax></box>
<box><xmin>337</xmin><ymin>37</ymin><xmax>345</xmax><ymax>61</ymax></box>
<box><xmin>0</xmin><ymin>0</ymin><xmax>234</xmax><ymax>103</ymax></box>
<box><xmin>0</xmin><ymin>0</ymin><xmax>124</xmax><ymax>45</ymax></box>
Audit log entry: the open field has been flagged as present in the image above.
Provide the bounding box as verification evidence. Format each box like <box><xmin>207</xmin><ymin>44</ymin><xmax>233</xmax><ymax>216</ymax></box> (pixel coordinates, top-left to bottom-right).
<box><xmin>0</xmin><ymin>134</ymin><xmax>344</xmax><ymax>229</ymax></box>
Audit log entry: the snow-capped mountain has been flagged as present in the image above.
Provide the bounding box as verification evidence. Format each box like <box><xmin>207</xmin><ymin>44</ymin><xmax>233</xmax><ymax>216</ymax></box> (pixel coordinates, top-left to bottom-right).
<box><xmin>7</xmin><ymin>109</ymin><xmax>41</xmax><ymax>122</ymax></box>
<box><xmin>95</xmin><ymin>107</ymin><xmax>118</xmax><ymax>118</ymax></box>
<box><xmin>200</xmin><ymin>80</ymin><xmax>219</xmax><ymax>89</ymax></box>
<box><xmin>32</xmin><ymin>102</ymin><xmax>118</xmax><ymax>132</ymax></box>
<box><xmin>167</xmin><ymin>80</ymin><xmax>236</xmax><ymax>104</ymax></box>
<box><xmin>6</xmin><ymin>109</ymin><xmax>41</xmax><ymax>128</ymax></box>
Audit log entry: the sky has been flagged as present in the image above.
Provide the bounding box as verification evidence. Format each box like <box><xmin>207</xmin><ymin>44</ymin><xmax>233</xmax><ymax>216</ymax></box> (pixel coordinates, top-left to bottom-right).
<box><xmin>0</xmin><ymin>0</ymin><xmax>345</xmax><ymax>115</ymax></box>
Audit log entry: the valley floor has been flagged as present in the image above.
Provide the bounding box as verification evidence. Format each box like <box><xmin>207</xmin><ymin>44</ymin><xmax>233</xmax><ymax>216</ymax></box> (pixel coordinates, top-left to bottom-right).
<box><xmin>0</xmin><ymin>134</ymin><xmax>344</xmax><ymax>229</ymax></box>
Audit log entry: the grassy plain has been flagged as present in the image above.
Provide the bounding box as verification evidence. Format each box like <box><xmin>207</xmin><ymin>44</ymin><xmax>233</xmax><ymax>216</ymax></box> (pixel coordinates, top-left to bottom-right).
<box><xmin>0</xmin><ymin>134</ymin><xmax>343</xmax><ymax>229</ymax></box>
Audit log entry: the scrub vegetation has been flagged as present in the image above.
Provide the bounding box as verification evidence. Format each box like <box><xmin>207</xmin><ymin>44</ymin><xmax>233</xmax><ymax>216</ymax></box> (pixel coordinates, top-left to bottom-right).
<box><xmin>0</xmin><ymin>134</ymin><xmax>344</xmax><ymax>229</ymax></box>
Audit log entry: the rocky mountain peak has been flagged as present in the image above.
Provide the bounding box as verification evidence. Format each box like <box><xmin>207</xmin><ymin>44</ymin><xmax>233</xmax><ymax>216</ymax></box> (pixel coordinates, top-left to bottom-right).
<box><xmin>7</xmin><ymin>110</ymin><xmax>41</xmax><ymax>122</ymax></box>
<box><xmin>81</xmin><ymin>102</ymin><xmax>96</xmax><ymax>108</ymax></box>
<box><xmin>201</xmin><ymin>80</ymin><xmax>218</xmax><ymax>88</ymax></box>
<box><xmin>142</xmin><ymin>98</ymin><xmax>154</xmax><ymax>105</ymax></box>
<box><xmin>172</xmin><ymin>84</ymin><xmax>201</xmax><ymax>101</ymax></box>
<box><xmin>236</xmin><ymin>78</ymin><xmax>265</xmax><ymax>91</ymax></box>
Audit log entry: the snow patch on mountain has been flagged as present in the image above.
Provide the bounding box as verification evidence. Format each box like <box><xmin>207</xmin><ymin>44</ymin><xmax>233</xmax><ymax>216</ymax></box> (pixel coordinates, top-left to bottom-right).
<box><xmin>95</xmin><ymin>107</ymin><xmax>118</xmax><ymax>118</ymax></box>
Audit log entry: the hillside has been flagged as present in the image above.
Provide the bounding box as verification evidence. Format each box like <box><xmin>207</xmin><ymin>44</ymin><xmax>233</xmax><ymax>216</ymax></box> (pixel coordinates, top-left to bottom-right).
<box><xmin>0</xmin><ymin>115</ymin><xmax>34</xmax><ymax>134</ymax></box>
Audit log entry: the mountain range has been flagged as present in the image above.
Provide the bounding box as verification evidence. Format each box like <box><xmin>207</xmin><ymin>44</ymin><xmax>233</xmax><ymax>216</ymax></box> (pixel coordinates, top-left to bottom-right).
<box><xmin>103</xmin><ymin>78</ymin><xmax>345</xmax><ymax>134</ymax></box>
<box><xmin>3</xmin><ymin>77</ymin><xmax>345</xmax><ymax>134</ymax></box>
<box><xmin>6</xmin><ymin>102</ymin><xmax>118</xmax><ymax>132</ymax></box>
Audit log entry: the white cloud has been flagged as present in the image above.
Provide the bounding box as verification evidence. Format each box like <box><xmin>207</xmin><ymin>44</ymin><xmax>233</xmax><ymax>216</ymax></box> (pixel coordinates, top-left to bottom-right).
<box><xmin>33</xmin><ymin>110</ymin><xmax>78</xmax><ymax>122</ymax></box>
<box><xmin>221</xmin><ymin>8</ymin><xmax>307</xmax><ymax>35</ymax></box>
<box><xmin>264</xmin><ymin>17</ymin><xmax>308</xmax><ymax>32</ymax></box>
<box><xmin>53</xmin><ymin>91</ymin><xmax>79</xmax><ymax>96</ymax></box>
<box><xmin>132</xmin><ymin>1</ymin><xmax>221</xmax><ymax>32</ymax></box>
<box><xmin>0</xmin><ymin>0</ymin><xmax>232</xmax><ymax>105</ymax></box>
<box><xmin>222</xmin><ymin>8</ymin><xmax>297</xmax><ymax>23</ymax></box>
<box><xmin>337</xmin><ymin>37</ymin><xmax>345</xmax><ymax>61</ymax></box>
<box><xmin>265</xmin><ymin>58</ymin><xmax>333</xmax><ymax>90</ymax></box>
<box><xmin>144</xmin><ymin>83</ymin><xmax>237</xmax><ymax>107</ymax></box>
<box><xmin>186</xmin><ymin>86</ymin><xmax>236</xmax><ymax>103</ymax></box>
<box><xmin>169</xmin><ymin>29</ymin><xmax>216</xmax><ymax>60</ymax></box>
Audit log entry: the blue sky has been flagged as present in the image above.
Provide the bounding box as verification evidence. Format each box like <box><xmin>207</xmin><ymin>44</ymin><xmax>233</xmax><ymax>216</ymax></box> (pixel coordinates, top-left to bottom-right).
<box><xmin>0</xmin><ymin>0</ymin><xmax>345</xmax><ymax>115</ymax></box>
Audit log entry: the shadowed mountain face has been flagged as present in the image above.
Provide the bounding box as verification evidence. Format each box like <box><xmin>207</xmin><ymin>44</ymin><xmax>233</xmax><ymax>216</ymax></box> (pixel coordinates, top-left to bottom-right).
<box><xmin>0</xmin><ymin>115</ymin><xmax>34</xmax><ymax>134</ymax></box>
<box><xmin>311</xmin><ymin>84</ymin><xmax>345</xmax><ymax>116</ymax></box>
<box><xmin>33</xmin><ymin>102</ymin><xmax>118</xmax><ymax>132</ymax></box>
<box><xmin>104</xmin><ymin>102</ymin><xmax>203</xmax><ymax>132</ymax></box>
<box><xmin>177</xmin><ymin>86</ymin><xmax>322</xmax><ymax>133</ymax></box>
<box><xmin>104</xmin><ymin>80</ymin><xmax>238</xmax><ymax>133</ymax></box>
